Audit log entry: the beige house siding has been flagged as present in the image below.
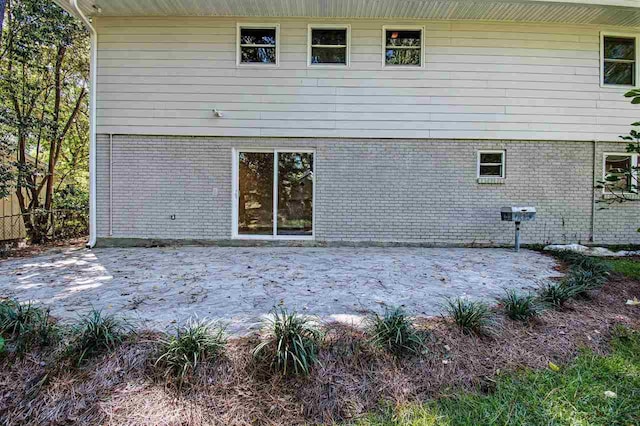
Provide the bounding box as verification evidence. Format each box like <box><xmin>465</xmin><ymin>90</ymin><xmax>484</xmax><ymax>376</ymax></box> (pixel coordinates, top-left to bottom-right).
<box><xmin>96</xmin><ymin>17</ymin><xmax>639</xmax><ymax>141</ymax></box>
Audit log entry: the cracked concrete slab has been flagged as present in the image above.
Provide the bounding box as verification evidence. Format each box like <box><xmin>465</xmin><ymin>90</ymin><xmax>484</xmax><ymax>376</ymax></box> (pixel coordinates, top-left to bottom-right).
<box><xmin>0</xmin><ymin>246</ymin><xmax>562</xmax><ymax>335</ymax></box>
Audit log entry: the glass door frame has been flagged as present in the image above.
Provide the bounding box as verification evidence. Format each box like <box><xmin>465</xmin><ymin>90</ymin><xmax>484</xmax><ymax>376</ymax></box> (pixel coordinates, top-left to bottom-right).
<box><xmin>231</xmin><ymin>148</ymin><xmax>315</xmax><ymax>240</ymax></box>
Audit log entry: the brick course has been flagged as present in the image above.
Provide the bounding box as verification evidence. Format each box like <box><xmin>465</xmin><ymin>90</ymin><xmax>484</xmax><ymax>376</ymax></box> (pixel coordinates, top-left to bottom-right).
<box><xmin>95</xmin><ymin>135</ymin><xmax>640</xmax><ymax>245</ymax></box>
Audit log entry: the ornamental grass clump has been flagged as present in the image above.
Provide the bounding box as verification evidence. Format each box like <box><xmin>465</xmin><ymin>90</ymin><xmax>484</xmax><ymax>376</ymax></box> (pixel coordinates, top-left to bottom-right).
<box><xmin>500</xmin><ymin>290</ymin><xmax>540</xmax><ymax>322</ymax></box>
<box><xmin>67</xmin><ymin>309</ymin><xmax>129</xmax><ymax>365</ymax></box>
<box><xmin>563</xmin><ymin>266</ymin><xmax>608</xmax><ymax>298</ymax></box>
<box><xmin>445</xmin><ymin>297</ymin><xmax>491</xmax><ymax>335</ymax></box>
<box><xmin>0</xmin><ymin>298</ymin><xmax>59</xmax><ymax>354</ymax></box>
<box><xmin>538</xmin><ymin>282</ymin><xmax>574</xmax><ymax>309</ymax></box>
<box><xmin>366</xmin><ymin>307</ymin><xmax>425</xmax><ymax>357</ymax></box>
<box><xmin>253</xmin><ymin>307</ymin><xmax>322</xmax><ymax>376</ymax></box>
<box><xmin>155</xmin><ymin>319</ymin><xmax>227</xmax><ymax>383</ymax></box>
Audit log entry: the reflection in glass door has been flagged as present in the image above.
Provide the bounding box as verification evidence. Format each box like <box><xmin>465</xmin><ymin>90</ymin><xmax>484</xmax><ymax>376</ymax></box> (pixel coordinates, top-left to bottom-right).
<box><xmin>236</xmin><ymin>150</ymin><xmax>314</xmax><ymax>238</ymax></box>
<box><xmin>238</xmin><ymin>152</ymin><xmax>274</xmax><ymax>235</ymax></box>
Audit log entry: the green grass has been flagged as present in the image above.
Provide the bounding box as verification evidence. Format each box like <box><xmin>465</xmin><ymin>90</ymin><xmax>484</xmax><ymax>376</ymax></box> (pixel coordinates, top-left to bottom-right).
<box><xmin>357</xmin><ymin>327</ymin><xmax>640</xmax><ymax>426</ymax></box>
<box><xmin>606</xmin><ymin>258</ymin><xmax>640</xmax><ymax>280</ymax></box>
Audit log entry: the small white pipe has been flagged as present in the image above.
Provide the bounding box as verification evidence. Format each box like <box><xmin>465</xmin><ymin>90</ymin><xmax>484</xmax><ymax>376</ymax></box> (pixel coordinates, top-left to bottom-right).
<box><xmin>70</xmin><ymin>0</ymin><xmax>97</xmax><ymax>248</ymax></box>
<box><xmin>109</xmin><ymin>133</ymin><xmax>113</xmax><ymax>236</ymax></box>
<box><xmin>591</xmin><ymin>139</ymin><xmax>597</xmax><ymax>243</ymax></box>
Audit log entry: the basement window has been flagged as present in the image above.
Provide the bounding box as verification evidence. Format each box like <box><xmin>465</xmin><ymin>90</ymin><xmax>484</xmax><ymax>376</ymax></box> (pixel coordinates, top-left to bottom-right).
<box><xmin>383</xmin><ymin>26</ymin><xmax>423</xmax><ymax>67</ymax></box>
<box><xmin>237</xmin><ymin>24</ymin><xmax>279</xmax><ymax>66</ymax></box>
<box><xmin>603</xmin><ymin>153</ymin><xmax>637</xmax><ymax>192</ymax></box>
<box><xmin>308</xmin><ymin>25</ymin><xmax>350</xmax><ymax>66</ymax></box>
<box><xmin>478</xmin><ymin>151</ymin><xmax>505</xmax><ymax>179</ymax></box>
<box><xmin>601</xmin><ymin>34</ymin><xmax>637</xmax><ymax>86</ymax></box>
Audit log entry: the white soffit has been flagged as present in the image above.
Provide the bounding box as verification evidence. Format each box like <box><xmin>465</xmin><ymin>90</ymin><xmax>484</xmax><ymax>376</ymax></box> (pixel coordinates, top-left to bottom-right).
<box><xmin>55</xmin><ymin>0</ymin><xmax>640</xmax><ymax>26</ymax></box>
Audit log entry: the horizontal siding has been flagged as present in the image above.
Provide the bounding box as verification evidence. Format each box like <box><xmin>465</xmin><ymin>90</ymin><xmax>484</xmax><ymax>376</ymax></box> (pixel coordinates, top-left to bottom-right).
<box><xmin>96</xmin><ymin>17</ymin><xmax>640</xmax><ymax>140</ymax></box>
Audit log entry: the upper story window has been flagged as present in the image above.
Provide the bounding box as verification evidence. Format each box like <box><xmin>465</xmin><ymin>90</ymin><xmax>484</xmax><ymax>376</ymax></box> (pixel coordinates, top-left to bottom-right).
<box><xmin>602</xmin><ymin>34</ymin><xmax>637</xmax><ymax>86</ymax></box>
<box><xmin>308</xmin><ymin>25</ymin><xmax>350</xmax><ymax>66</ymax></box>
<box><xmin>237</xmin><ymin>24</ymin><xmax>279</xmax><ymax>66</ymax></box>
<box><xmin>383</xmin><ymin>26</ymin><xmax>423</xmax><ymax>67</ymax></box>
<box><xmin>478</xmin><ymin>151</ymin><xmax>505</xmax><ymax>178</ymax></box>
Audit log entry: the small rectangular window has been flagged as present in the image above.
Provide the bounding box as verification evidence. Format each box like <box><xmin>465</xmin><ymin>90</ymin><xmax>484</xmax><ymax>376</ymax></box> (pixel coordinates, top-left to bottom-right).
<box><xmin>308</xmin><ymin>25</ymin><xmax>349</xmax><ymax>66</ymax></box>
<box><xmin>237</xmin><ymin>24</ymin><xmax>279</xmax><ymax>65</ymax></box>
<box><xmin>478</xmin><ymin>151</ymin><xmax>505</xmax><ymax>178</ymax></box>
<box><xmin>604</xmin><ymin>153</ymin><xmax>636</xmax><ymax>192</ymax></box>
<box><xmin>602</xmin><ymin>35</ymin><xmax>636</xmax><ymax>86</ymax></box>
<box><xmin>384</xmin><ymin>27</ymin><xmax>423</xmax><ymax>67</ymax></box>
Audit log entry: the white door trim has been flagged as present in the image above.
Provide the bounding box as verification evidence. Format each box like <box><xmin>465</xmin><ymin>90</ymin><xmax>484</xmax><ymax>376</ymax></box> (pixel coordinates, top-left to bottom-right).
<box><xmin>232</xmin><ymin>148</ymin><xmax>315</xmax><ymax>240</ymax></box>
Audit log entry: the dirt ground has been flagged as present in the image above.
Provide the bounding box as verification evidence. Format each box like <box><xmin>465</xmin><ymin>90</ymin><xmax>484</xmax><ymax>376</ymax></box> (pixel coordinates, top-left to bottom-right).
<box><xmin>0</xmin><ymin>272</ymin><xmax>638</xmax><ymax>425</ymax></box>
<box><xmin>0</xmin><ymin>245</ymin><xmax>562</xmax><ymax>334</ymax></box>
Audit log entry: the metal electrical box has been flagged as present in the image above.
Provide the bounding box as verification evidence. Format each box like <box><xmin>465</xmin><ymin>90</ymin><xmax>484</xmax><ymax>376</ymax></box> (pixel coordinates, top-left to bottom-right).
<box><xmin>501</xmin><ymin>207</ymin><xmax>536</xmax><ymax>252</ymax></box>
<box><xmin>501</xmin><ymin>207</ymin><xmax>536</xmax><ymax>222</ymax></box>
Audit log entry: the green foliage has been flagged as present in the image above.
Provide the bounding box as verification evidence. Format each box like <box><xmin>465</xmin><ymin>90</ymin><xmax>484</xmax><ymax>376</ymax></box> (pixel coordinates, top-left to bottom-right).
<box><xmin>563</xmin><ymin>266</ymin><xmax>607</xmax><ymax>298</ymax></box>
<box><xmin>1</xmin><ymin>0</ymin><xmax>89</xmax><ymax>243</ymax></box>
<box><xmin>538</xmin><ymin>282</ymin><xmax>574</xmax><ymax>309</ymax></box>
<box><xmin>0</xmin><ymin>335</ymin><xmax>4</xmax><ymax>354</ymax></box>
<box><xmin>67</xmin><ymin>309</ymin><xmax>128</xmax><ymax>365</ymax></box>
<box><xmin>155</xmin><ymin>319</ymin><xmax>227</xmax><ymax>383</ymax></box>
<box><xmin>253</xmin><ymin>307</ymin><xmax>322</xmax><ymax>376</ymax></box>
<box><xmin>606</xmin><ymin>258</ymin><xmax>640</xmax><ymax>280</ymax></box>
<box><xmin>366</xmin><ymin>307</ymin><xmax>425</xmax><ymax>357</ymax></box>
<box><xmin>0</xmin><ymin>134</ymin><xmax>14</xmax><ymax>200</ymax></box>
<box><xmin>444</xmin><ymin>298</ymin><xmax>491</xmax><ymax>335</ymax></box>
<box><xmin>0</xmin><ymin>298</ymin><xmax>58</xmax><ymax>354</ymax></box>
<box><xmin>541</xmin><ymin>251</ymin><xmax>612</xmax><ymax>305</ymax></box>
<box><xmin>358</xmin><ymin>328</ymin><xmax>640</xmax><ymax>426</ymax></box>
<box><xmin>500</xmin><ymin>290</ymin><xmax>540</xmax><ymax>321</ymax></box>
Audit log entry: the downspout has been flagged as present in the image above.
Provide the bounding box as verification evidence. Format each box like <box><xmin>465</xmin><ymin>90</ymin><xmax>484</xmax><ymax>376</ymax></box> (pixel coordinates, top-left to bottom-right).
<box><xmin>590</xmin><ymin>139</ymin><xmax>597</xmax><ymax>243</ymax></box>
<box><xmin>70</xmin><ymin>0</ymin><xmax>97</xmax><ymax>248</ymax></box>
<box><xmin>109</xmin><ymin>133</ymin><xmax>113</xmax><ymax>236</ymax></box>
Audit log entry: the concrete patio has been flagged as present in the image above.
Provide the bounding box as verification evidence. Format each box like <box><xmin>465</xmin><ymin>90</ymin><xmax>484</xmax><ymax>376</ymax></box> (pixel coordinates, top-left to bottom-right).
<box><xmin>0</xmin><ymin>246</ymin><xmax>562</xmax><ymax>335</ymax></box>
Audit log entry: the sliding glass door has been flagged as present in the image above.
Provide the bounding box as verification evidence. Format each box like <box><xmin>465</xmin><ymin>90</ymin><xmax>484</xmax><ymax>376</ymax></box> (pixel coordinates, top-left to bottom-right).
<box><xmin>235</xmin><ymin>149</ymin><xmax>314</xmax><ymax>238</ymax></box>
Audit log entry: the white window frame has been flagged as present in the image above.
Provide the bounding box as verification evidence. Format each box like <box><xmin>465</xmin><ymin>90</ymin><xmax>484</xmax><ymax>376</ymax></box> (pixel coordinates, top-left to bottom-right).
<box><xmin>600</xmin><ymin>32</ymin><xmax>639</xmax><ymax>88</ymax></box>
<box><xmin>382</xmin><ymin>25</ymin><xmax>425</xmax><ymax>69</ymax></box>
<box><xmin>231</xmin><ymin>148</ymin><xmax>316</xmax><ymax>240</ymax></box>
<box><xmin>602</xmin><ymin>152</ymin><xmax>638</xmax><ymax>194</ymax></box>
<box><xmin>477</xmin><ymin>150</ymin><xmax>506</xmax><ymax>179</ymax></box>
<box><xmin>307</xmin><ymin>24</ymin><xmax>351</xmax><ymax>68</ymax></box>
<box><xmin>236</xmin><ymin>23</ymin><xmax>280</xmax><ymax>67</ymax></box>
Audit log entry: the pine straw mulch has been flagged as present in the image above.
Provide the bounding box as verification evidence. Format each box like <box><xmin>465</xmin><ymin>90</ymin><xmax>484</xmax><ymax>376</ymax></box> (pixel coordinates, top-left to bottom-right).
<box><xmin>1</xmin><ymin>275</ymin><xmax>639</xmax><ymax>425</ymax></box>
<box><xmin>0</xmin><ymin>237</ymin><xmax>86</xmax><ymax>261</ymax></box>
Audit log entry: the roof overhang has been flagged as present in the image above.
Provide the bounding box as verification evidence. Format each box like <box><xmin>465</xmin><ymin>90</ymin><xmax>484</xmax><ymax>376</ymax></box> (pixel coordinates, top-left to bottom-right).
<box><xmin>54</xmin><ymin>0</ymin><xmax>640</xmax><ymax>26</ymax></box>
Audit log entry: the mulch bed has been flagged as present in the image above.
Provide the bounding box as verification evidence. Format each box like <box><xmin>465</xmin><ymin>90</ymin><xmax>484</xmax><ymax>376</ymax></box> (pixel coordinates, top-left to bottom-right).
<box><xmin>0</xmin><ymin>237</ymin><xmax>87</xmax><ymax>261</ymax></box>
<box><xmin>0</xmin><ymin>272</ymin><xmax>639</xmax><ymax>425</ymax></box>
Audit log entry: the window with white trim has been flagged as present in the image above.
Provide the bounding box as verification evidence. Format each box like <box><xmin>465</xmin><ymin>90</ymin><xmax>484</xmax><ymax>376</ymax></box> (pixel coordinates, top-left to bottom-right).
<box><xmin>603</xmin><ymin>153</ymin><xmax>638</xmax><ymax>192</ymax></box>
<box><xmin>308</xmin><ymin>25</ymin><xmax>349</xmax><ymax>66</ymax></box>
<box><xmin>602</xmin><ymin>34</ymin><xmax>637</xmax><ymax>86</ymax></box>
<box><xmin>383</xmin><ymin>27</ymin><xmax>423</xmax><ymax>67</ymax></box>
<box><xmin>237</xmin><ymin>24</ymin><xmax>279</xmax><ymax>65</ymax></box>
<box><xmin>477</xmin><ymin>151</ymin><xmax>505</xmax><ymax>178</ymax></box>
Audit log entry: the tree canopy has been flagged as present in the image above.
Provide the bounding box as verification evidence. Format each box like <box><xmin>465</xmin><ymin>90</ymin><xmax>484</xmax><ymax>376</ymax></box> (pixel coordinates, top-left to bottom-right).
<box><xmin>1</xmin><ymin>0</ymin><xmax>89</xmax><ymax>242</ymax></box>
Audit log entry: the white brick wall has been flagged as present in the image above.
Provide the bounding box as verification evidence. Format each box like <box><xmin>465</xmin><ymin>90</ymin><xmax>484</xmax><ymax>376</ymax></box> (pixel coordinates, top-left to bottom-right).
<box><xmin>96</xmin><ymin>134</ymin><xmax>640</xmax><ymax>245</ymax></box>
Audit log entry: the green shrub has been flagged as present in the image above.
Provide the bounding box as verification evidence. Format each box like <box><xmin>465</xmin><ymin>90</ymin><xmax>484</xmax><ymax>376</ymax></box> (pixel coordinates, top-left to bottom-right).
<box><xmin>67</xmin><ymin>309</ymin><xmax>129</xmax><ymax>365</ymax></box>
<box><xmin>366</xmin><ymin>307</ymin><xmax>425</xmax><ymax>357</ymax></box>
<box><xmin>0</xmin><ymin>299</ymin><xmax>58</xmax><ymax>354</ymax></box>
<box><xmin>500</xmin><ymin>290</ymin><xmax>540</xmax><ymax>321</ymax></box>
<box><xmin>551</xmin><ymin>251</ymin><xmax>611</xmax><ymax>279</ymax></box>
<box><xmin>445</xmin><ymin>298</ymin><xmax>491</xmax><ymax>334</ymax></box>
<box><xmin>155</xmin><ymin>319</ymin><xmax>227</xmax><ymax>382</ymax></box>
<box><xmin>0</xmin><ymin>336</ymin><xmax>4</xmax><ymax>354</ymax></box>
<box><xmin>253</xmin><ymin>307</ymin><xmax>323</xmax><ymax>376</ymax></box>
<box><xmin>563</xmin><ymin>266</ymin><xmax>607</xmax><ymax>298</ymax></box>
<box><xmin>538</xmin><ymin>282</ymin><xmax>574</xmax><ymax>308</ymax></box>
